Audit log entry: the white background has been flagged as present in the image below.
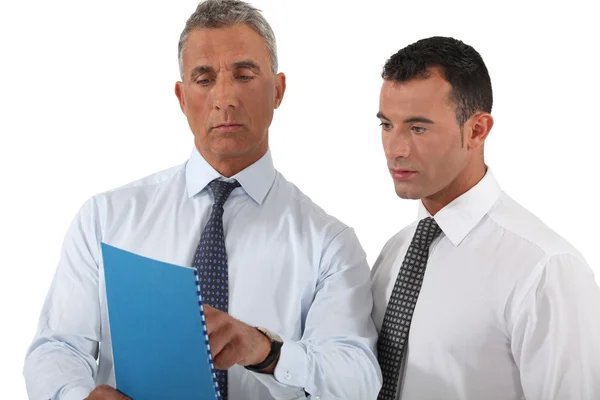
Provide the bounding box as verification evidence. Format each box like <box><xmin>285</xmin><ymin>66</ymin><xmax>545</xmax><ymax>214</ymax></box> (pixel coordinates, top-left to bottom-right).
<box><xmin>1</xmin><ymin>0</ymin><xmax>598</xmax><ymax>397</ymax></box>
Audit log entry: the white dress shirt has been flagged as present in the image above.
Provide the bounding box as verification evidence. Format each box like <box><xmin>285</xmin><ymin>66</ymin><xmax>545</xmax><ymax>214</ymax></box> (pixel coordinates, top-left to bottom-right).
<box><xmin>24</xmin><ymin>148</ymin><xmax>382</xmax><ymax>400</ymax></box>
<box><xmin>371</xmin><ymin>168</ymin><xmax>600</xmax><ymax>400</ymax></box>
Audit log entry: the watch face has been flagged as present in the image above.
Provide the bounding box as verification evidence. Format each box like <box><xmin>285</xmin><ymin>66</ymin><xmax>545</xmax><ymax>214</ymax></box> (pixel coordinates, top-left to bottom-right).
<box><xmin>270</xmin><ymin>331</ymin><xmax>283</xmax><ymax>343</ymax></box>
<box><xmin>258</xmin><ymin>327</ymin><xmax>282</xmax><ymax>343</ymax></box>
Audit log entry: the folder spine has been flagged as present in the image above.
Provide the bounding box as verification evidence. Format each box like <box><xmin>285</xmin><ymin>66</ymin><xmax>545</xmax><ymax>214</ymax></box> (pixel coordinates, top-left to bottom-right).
<box><xmin>194</xmin><ymin>268</ymin><xmax>222</xmax><ymax>400</ymax></box>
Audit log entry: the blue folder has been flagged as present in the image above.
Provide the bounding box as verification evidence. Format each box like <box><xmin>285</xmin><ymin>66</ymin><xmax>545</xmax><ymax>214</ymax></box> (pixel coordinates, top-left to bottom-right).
<box><xmin>102</xmin><ymin>243</ymin><xmax>220</xmax><ymax>399</ymax></box>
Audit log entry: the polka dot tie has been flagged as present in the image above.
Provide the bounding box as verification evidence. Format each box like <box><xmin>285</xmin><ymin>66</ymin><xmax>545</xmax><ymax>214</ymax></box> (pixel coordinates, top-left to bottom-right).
<box><xmin>192</xmin><ymin>179</ymin><xmax>240</xmax><ymax>400</ymax></box>
<box><xmin>377</xmin><ymin>217</ymin><xmax>442</xmax><ymax>400</ymax></box>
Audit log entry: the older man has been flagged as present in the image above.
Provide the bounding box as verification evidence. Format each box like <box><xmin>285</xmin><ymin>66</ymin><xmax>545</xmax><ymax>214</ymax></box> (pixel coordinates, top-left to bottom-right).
<box><xmin>23</xmin><ymin>1</ymin><xmax>382</xmax><ymax>399</ymax></box>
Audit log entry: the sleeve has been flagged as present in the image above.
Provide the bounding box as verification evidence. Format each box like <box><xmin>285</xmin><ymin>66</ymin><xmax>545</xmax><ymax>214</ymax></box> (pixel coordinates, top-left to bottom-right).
<box><xmin>509</xmin><ymin>253</ymin><xmax>600</xmax><ymax>400</ymax></box>
<box><xmin>253</xmin><ymin>227</ymin><xmax>383</xmax><ymax>399</ymax></box>
<box><xmin>23</xmin><ymin>196</ymin><xmax>103</xmax><ymax>400</ymax></box>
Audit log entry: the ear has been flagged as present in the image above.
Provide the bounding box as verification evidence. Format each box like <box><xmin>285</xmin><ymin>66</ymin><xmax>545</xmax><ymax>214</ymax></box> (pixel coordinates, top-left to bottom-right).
<box><xmin>465</xmin><ymin>112</ymin><xmax>494</xmax><ymax>150</ymax></box>
<box><xmin>273</xmin><ymin>72</ymin><xmax>286</xmax><ymax>109</ymax></box>
<box><xmin>175</xmin><ymin>81</ymin><xmax>185</xmax><ymax>113</ymax></box>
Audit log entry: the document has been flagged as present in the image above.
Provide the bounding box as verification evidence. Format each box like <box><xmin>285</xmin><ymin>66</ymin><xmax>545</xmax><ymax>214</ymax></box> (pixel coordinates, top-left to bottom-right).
<box><xmin>102</xmin><ymin>243</ymin><xmax>220</xmax><ymax>399</ymax></box>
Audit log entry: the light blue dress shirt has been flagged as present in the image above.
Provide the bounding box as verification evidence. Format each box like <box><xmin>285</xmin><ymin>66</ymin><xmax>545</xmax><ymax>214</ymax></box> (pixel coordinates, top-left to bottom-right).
<box><xmin>24</xmin><ymin>148</ymin><xmax>382</xmax><ymax>400</ymax></box>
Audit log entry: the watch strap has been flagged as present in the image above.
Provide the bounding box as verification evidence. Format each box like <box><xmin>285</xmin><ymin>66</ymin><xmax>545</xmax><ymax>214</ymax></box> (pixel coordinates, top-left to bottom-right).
<box><xmin>245</xmin><ymin>328</ymin><xmax>283</xmax><ymax>372</ymax></box>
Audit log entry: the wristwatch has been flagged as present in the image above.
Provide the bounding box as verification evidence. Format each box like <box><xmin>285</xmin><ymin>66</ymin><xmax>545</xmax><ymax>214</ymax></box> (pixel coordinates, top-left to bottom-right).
<box><xmin>245</xmin><ymin>327</ymin><xmax>284</xmax><ymax>372</ymax></box>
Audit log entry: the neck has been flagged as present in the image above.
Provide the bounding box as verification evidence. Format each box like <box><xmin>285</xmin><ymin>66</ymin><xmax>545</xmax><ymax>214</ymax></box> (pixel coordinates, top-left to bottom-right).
<box><xmin>196</xmin><ymin>143</ymin><xmax>268</xmax><ymax>178</ymax></box>
<box><xmin>422</xmin><ymin>162</ymin><xmax>487</xmax><ymax>216</ymax></box>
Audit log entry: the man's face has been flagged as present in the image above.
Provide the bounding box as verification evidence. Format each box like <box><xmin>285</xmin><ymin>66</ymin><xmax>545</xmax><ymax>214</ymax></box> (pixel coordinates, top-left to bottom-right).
<box><xmin>378</xmin><ymin>68</ymin><xmax>472</xmax><ymax>203</ymax></box>
<box><xmin>176</xmin><ymin>25</ymin><xmax>285</xmax><ymax>164</ymax></box>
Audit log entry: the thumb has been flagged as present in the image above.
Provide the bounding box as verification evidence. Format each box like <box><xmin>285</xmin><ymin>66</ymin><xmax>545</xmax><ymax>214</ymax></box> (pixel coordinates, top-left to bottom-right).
<box><xmin>116</xmin><ymin>390</ymin><xmax>132</xmax><ymax>400</ymax></box>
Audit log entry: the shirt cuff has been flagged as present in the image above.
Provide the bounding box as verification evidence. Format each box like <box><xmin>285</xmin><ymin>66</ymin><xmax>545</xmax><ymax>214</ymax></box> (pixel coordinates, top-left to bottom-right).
<box><xmin>58</xmin><ymin>385</ymin><xmax>93</xmax><ymax>400</ymax></box>
<box><xmin>273</xmin><ymin>339</ymin><xmax>308</xmax><ymax>389</ymax></box>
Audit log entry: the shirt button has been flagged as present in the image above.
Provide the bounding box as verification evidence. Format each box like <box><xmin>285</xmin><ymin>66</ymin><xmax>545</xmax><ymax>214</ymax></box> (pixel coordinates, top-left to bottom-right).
<box><xmin>284</xmin><ymin>370</ymin><xmax>291</xmax><ymax>380</ymax></box>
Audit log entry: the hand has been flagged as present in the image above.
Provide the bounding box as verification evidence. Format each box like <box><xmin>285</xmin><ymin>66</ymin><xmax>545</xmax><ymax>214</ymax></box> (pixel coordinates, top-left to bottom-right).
<box><xmin>204</xmin><ymin>305</ymin><xmax>273</xmax><ymax>371</ymax></box>
<box><xmin>85</xmin><ymin>385</ymin><xmax>131</xmax><ymax>399</ymax></box>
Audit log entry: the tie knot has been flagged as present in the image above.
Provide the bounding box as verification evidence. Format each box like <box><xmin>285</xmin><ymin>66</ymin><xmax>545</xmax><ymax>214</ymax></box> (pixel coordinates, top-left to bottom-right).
<box><xmin>411</xmin><ymin>217</ymin><xmax>442</xmax><ymax>249</ymax></box>
<box><xmin>208</xmin><ymin>179</ymin><xmax>241</xmax><ymax>208</ymax></box>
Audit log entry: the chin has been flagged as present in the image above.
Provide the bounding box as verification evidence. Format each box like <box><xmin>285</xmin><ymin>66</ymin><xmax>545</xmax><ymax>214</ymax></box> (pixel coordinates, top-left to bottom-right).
<box><xmin>395</xmin><ymin>191</ymin><xmax>422</xmax><ymax>200</ymax></box>
<box><xmin>212</xmin><ymin>141</ymin><xmax>267</xmax><ymax>159</ymax></box>
<box><xmin>393</xmin><ymin>183</ymin><xmax>424</xmax><ymax>200</ymax></box>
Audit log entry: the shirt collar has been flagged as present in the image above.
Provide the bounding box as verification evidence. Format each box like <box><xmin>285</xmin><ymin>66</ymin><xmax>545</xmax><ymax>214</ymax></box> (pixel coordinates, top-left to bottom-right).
<box><xmin>418</xmin><ymin>167</ymin><xmax>502</xmax><ymax>247</ymax></box>
<box><xmin>185</xmin><ymin>146</ymin><xmax>276</xmax><ymax>205</ymax></box>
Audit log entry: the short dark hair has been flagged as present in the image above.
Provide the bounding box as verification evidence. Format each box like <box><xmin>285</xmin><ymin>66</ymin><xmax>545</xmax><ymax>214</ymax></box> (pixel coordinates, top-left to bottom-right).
<box><xmin>382</xmin><ymin>36</ymin><xmax>493</xmax><ymax>127</ymax></box>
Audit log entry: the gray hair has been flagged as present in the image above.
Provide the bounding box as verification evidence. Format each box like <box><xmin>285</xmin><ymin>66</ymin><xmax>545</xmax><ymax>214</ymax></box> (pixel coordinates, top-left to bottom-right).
<box><xmin>178</xmin><ymin>0</ymin><xmax>278</xmax><ymax>80</ymax></box>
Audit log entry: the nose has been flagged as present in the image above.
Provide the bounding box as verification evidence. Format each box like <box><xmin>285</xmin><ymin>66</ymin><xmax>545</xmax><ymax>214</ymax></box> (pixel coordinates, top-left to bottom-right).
<box><xmin>212</xmin><ymin>77</ymin><xmax>240</xmax><ymax>110</ymax></box>
<box><xmin>383</xmin><ymin>130</ymin><xmax>411</xmax><ymax>160</ymax></box>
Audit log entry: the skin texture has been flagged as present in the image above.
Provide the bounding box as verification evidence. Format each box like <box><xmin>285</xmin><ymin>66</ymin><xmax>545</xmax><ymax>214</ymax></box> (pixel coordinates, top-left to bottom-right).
<box><xmin>204</xmin><ymin>305</ymin><xmax>275</xmax><ymax>372</ymax></box>
<box><xmin>175</xmin><ymin>24</ymin><xmax>286</xmax><ymax>178</ymax></box>
<box><xmin>378</xmin><ymin>67</ymin><xmax>494</xmax><ymax>215</ymax></box>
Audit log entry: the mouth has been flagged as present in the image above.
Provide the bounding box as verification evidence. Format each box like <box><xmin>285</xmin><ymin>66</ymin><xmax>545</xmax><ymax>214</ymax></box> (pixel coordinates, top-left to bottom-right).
<box><xmin>212</xmin><ymin>123</ymin><xmax>243</xmax><ymax>133</ymax></box>
<box><xmin>390</xmin><ymin>168</ymin><xmax>417</xmax><ymax>181</ymax></box>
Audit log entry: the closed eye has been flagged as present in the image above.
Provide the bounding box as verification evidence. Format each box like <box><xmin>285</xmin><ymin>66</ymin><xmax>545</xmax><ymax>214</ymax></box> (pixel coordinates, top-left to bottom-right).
<box><xmin>196</xmin><ymin>78</ymin><xmax>212</xmax><ymax>86</ymax></box>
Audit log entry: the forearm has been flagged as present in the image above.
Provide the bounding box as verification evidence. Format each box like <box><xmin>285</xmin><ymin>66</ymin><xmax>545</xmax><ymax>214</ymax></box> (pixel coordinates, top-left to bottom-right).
<box><xmin>252</xmin><ymin>227</ymin><xmax>382</xmax><ymax>398</ymax></box>
<box><xmin>253</xmin><ymin>337</ymin><xmax>380</xmax><ymax>399</ymax></box>
<box><xmin>24</xmin><ymin>337</ymin><xmax>97</xmax><ymax>400</ymax></box>
<box><xmin>24</xmin><ymin>197</ymin><xmax>103</xmax><ymax>399</ymax></box>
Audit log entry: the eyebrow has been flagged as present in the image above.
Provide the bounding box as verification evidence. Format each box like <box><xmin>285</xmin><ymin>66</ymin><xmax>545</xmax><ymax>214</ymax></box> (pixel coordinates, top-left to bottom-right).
<box><xmin>376</xmin><ymin>112</ymin><xmax>390</xmax><ymax>121</ymax></box>
<box><xmin>189</xmin><ymin>59</ymin><xmax>262</xmax><ymax>80</ymax></box>
<box><xmin>233</xmin><ymin>59</ymin><xmax>261</xmax><ymax>73</ymax></box>
<box><xmin>403</xmin><ymin>116</ymin><xmax>435</xmax><ymax>124</ymax></box>
<box><xmin>190</xmin><ymin>65</ymin><xmax>214</xmax><ymax>80</ymax></box>
<box><xmin>376</xmin><ymin>112</ymin><xmax>434</xmax><ymax>125</ymax></box>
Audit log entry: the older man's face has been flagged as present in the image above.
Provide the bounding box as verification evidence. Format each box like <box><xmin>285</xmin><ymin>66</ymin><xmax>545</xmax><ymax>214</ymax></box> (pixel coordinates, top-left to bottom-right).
<box><xmin>176</xmin><ymin>24</ymin><xmax>285</xmax><ymax>169</ymax></box>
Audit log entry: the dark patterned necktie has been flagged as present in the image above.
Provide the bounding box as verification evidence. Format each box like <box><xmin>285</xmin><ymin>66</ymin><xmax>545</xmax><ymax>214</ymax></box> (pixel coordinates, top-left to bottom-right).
<box><xmin>377</xmin><ymin>217</ymin><xmax>442</xmax><ymax>400</ymax></box>
<box><xmin>192</xmin><ymin>179</ymin><xmax>240</xmax><ymax>400</ymax></box>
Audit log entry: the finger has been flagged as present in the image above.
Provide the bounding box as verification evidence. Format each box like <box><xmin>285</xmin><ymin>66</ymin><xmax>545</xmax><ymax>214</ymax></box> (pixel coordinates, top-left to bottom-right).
<box><xmin>203</xmin><ymin>304</ymin><xmax>216</xmax><ymax>314</ymax></box>
<box><xmin>203</xmin><ymin>305</ymin><xmax>226</xmax><ymax>335</ymax></box>
<box><xmin>213</xmin><ymin>342</ymin><xmax>239</xmax><ymax>370</ymax></box>
<box><xmin>209</xmin><ymin>322</ymin><xmax>236</xmax><ymax>360</ymax></box>
<box><xmin>115</xmin><ymin>389</ymin><xmax>132</xmax><ymax>400</ymax></box>
<box><xmin>88</xmin><ymin>385</ymin><xmax>115</xmax><ymax>399</ymax></box>
<box><xmin>87</xmin><ymin>385</ymin><xmax>131</xmax><ymax>400</ymax></box>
